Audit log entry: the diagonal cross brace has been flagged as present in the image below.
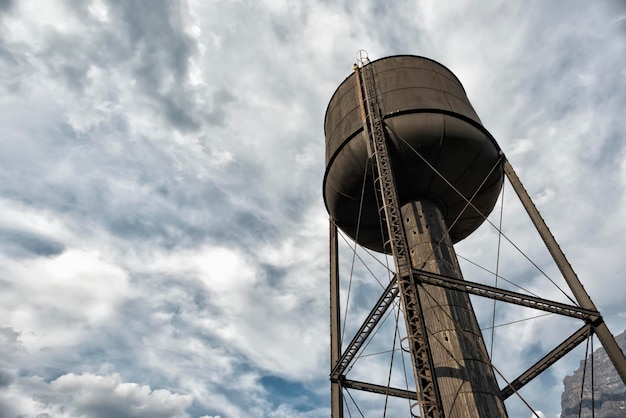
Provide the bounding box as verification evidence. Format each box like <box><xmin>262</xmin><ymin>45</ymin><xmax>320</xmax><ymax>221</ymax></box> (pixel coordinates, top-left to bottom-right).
<box><xmin>500</xmin><ymin>324</ymin><xmax>592</xmax><ymax>399</ymax></box>
<box><xmin>331</xmin><ymin>278</ymin><xmax>399</xmax><ymax>379</ymax></box>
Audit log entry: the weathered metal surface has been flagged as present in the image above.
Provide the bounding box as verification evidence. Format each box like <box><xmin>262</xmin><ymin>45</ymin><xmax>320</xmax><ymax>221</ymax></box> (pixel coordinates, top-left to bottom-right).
<box><xmin>404</xmin><ymin>200</ymin><xmax>508</xmax><ymax>417</ymax></box>
<box><xmin>323</xmin><ymin>55</ymin><xmax>503</xmax><ymax>252</ymax></box>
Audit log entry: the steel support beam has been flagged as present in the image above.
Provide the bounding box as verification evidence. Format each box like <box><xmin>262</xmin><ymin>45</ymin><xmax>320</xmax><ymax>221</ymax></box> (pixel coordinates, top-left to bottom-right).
<box><xmin>334</xmin><ymin>265</ymin><xmax>600</xmax><ymax>384</ymax></box>
<box><xmin>504</xmin><ymin>158</ymin><xmax>626</xmax><ymax>385</ymax></box>
<box><xmin>341</xmin><ymin>378</ymin><xmax>419</xmax><ymax>401</ymax></box>
<box><xmin>413</xmin><ymin>269</ymin><xmax>599</xmax><ymax>321</ymax></box>
<box><xmin>330</xmin><ymin>221</ymin><xmax>344</xmax><ymax>418</ymax></box>
<box><xmin>331</xmin><ymin>265</ymin><xmax>601</xmax><ymax>412</ymax></box>
<box><xmin>500</xmin><ymin>324</ymin><xmax>592</xmax><ymax>399</ymax></box>
<box><xmin>331</xmin><ymin>277</ymin><xmax>399</xmax><ymax>379</ymax></box>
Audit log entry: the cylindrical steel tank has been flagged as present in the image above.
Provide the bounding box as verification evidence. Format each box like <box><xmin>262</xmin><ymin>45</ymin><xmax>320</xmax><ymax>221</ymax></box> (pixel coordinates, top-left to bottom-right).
<box><xmin>323</xmin><ymin>55</ymin><xmax>503</xmax><ymax>253</ymax></box>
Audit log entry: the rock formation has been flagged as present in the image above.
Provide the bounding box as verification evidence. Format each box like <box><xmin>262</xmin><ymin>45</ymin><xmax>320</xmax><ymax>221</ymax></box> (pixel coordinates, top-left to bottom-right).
<box><xmin>561</xmin><ymin>330</ymin><xmax>626</xmax><ymax>418</ymax></box>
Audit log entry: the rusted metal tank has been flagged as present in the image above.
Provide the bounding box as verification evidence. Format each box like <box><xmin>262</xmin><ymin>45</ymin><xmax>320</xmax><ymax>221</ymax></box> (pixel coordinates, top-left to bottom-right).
<box><xmin>323</xmin><ymin>55</ymin><xmax>502</xmax><ymax>253</ymax></box>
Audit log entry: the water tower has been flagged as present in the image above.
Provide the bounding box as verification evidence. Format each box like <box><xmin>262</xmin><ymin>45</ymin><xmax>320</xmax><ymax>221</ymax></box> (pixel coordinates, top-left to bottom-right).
<box><xmin>323</xmin><ymin>53</ymin><xmax>626</xmax><ymax>417</ymax></box>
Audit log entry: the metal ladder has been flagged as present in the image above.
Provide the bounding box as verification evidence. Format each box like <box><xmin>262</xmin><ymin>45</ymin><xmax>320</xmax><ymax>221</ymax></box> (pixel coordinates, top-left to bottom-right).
<box><xmin>355</xmin><ymin>57</ymin><xmax>444</xmax><ymax>418</ymax></box>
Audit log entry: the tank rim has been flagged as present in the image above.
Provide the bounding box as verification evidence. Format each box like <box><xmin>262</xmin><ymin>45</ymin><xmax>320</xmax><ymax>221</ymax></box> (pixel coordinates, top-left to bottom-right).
<box><xmin>322</xmin><ymin>107</ymin><xmax>503</xmax><ymax>218</ymax></box>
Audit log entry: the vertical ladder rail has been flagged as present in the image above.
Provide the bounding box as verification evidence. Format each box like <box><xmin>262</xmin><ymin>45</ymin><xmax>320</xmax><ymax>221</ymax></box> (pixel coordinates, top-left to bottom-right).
<box><xmin>355</xmin><ymin>59</ymin><xmax>444</xmax><ymax>418</ymax></box>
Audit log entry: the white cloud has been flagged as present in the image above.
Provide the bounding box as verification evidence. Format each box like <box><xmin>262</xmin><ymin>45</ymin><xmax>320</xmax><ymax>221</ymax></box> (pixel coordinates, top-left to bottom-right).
<box><xmin>0</xmin><ymin>373</ymin><xmax>193</xmax><ymax>418</ymax></box>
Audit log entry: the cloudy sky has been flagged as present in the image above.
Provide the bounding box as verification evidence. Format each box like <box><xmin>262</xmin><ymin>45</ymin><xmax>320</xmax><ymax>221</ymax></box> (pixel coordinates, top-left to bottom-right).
<box><xmin>1</xmin><ymin>0</ymin><xmax>625</xmax><ymax>417</ymax></box>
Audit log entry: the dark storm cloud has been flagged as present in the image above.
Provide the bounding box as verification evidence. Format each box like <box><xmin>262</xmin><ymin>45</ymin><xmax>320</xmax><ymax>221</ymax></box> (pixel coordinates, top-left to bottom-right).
<box><xmin>0</xmin><ymin>108</ymin><xmax>237</xmax><ymax>250</ymax></box>
<box><xmin>0</xmin><ymin>0</ymin><xmax>246</xmax><ymax>256</ymax></box>
<box><xmin>261</xmin><ymin>375</ymin><xmax>325</xmax><ymax>411</ymax></box>
<box><xmin>0</xmin><ymin>36</ymin><xmax>32</xmax><ymax>95</ymax></box>
<box><xmin>0</xmin><ymin>0</ymin><xmax>13</xmax><ymax>13</ymax></box>
<box><xmin>206</xmin><ymin>88</ymin><xmax>236</xmax><ymax>126</ymax></box>
<box><xmin>37</xmin><ymin>0</ymin><xmax>224</xmax><ymax>131</ymax></box>
<box><xmin>37</xmin><ymin>29</ymin><xmax>94</xmax><ymax>94</ymax></box>
<box><xmin>0</xmin><ymin>228</ymin><xmax>65</xmax><ymax>258</ymax></box>
<box><xmin>259</xmin><ymin>263</ymin><xmax>288</xmax><ymax>287</ymax></box>
<box><xmin>0</xmin><ymin>369</ymin><xmax>13</xmax><ymax>387</ymax></box>
<box><xmin>0</xmin><ymin>327</ymin><xmax>25</xmax><ymax>360</ymax></box>
<box><xmin>371</xmin><ymin>2</ymin><xmax>427</xmax><ymax>55</ymax></box>
<box><xmin>99</xmin><ymin>176</ymin><xmax>231</xmax><ymax>248</ymax></box>
<box><xmin>106</xmin><ymin>0</ymin><xmax>201</xmax><ymax>131</ymax></box>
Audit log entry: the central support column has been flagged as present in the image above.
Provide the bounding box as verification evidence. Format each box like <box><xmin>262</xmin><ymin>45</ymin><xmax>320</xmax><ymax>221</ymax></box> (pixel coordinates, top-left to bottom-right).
<box><xmin>402</xmin><ymin>200</ymin><xmax>508</xmax><ymax>418</ymax></box>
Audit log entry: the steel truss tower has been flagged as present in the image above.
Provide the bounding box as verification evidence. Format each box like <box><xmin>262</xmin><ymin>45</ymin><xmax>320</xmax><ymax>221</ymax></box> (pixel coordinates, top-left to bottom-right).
<box><xmin>324</xmin><ymin>53</ymin><xmax>626</xmax><ymax>418</ymax></box>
